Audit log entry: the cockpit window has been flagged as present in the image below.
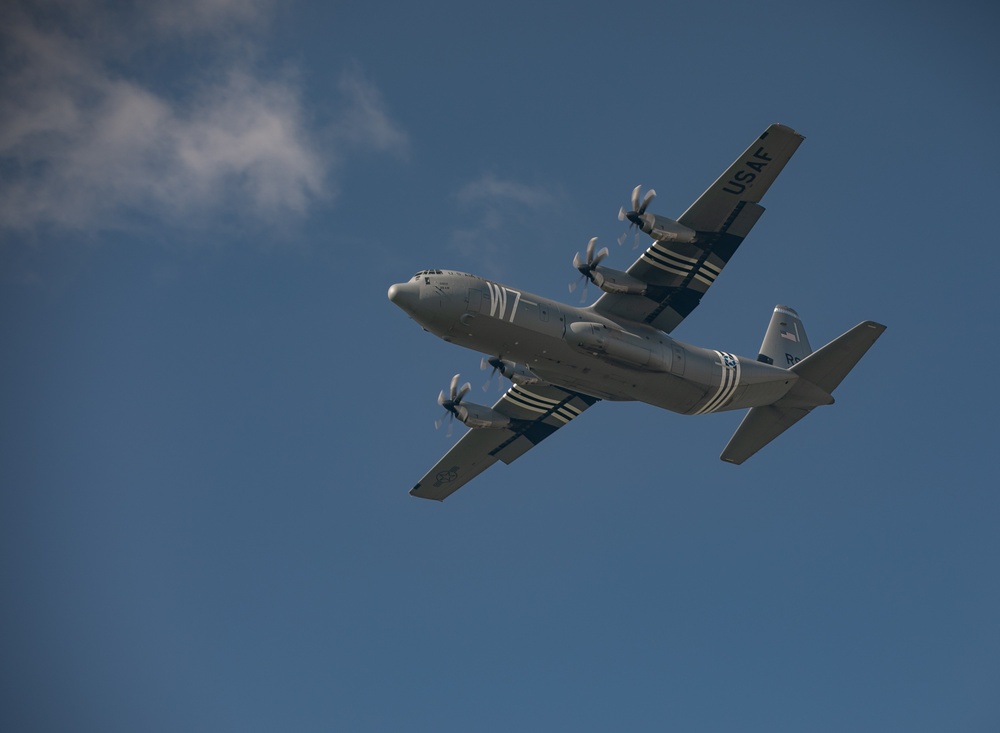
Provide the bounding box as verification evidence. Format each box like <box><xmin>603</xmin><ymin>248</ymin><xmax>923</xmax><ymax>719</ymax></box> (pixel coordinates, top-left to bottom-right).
<box><xmin>412</xmin><ymin>270</ymin><xmax>443</xmax><ymax>280</ymax></box>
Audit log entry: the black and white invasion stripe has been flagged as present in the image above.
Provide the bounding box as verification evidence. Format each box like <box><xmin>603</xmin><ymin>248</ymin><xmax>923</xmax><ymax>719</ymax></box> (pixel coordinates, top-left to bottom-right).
<box><xmin>694</xmin><ymin>351</ymin><xmax>741</xmax><ymax>415</ymax></box>
<box><xmin>504</xmin><ymin>386</ymin><xmax>584</xmax><ymax>424</ymax></box>
<box><xmin>642</xmin><ymin>244</ymin><xmax>722</xmax><ymax>287</ymax></box>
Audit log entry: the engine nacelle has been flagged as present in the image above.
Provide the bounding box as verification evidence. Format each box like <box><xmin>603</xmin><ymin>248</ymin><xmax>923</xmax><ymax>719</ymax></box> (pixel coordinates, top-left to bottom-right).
<box><xmin>456</xmin><ymin>403</ymin><xmax>511</xmax><ymax>429</ymax></box>
<box><xmin>589</xmin><ymin>266</ymin><xmax>647</xmax><ymax>295</ymax></box>
<box><xmin>500</xmin><ymin>362</ymin><xmax>547</xmax><ymax>387</ymax></box>
<box><xmin>566</xmin><ymin>322</ymin><xmax>673</xmax><ymax>372</ymax></box>
<box><xmin>637</xmin><ymin>213</ymin><xmax>698</xmax><ymax>243</ymax></box>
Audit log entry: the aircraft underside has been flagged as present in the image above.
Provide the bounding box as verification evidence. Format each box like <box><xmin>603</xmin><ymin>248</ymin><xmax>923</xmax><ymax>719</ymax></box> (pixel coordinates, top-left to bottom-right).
<box><xmin>433</xmin><ymin>278</ymin><xmax>798</xmax><ymax>416</ymax></box>
<box><xmin>386</xmin><ymin>123</ymin><xmax>886</xmax><ymax>499</ymax></box>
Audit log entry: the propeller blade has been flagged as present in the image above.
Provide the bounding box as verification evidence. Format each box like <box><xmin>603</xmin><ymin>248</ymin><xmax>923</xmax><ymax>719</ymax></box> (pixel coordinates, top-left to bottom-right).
<box><xmin>639</xmin><ymin>188</ymin><xmax>656</xmax><ymax>214</ymax></box>
<box><xmin>593</xmin><ymin>246</ymin><xmax>609</xmax><ymax>267</ymax></box>
<box><xmin>481</xmin><ymin>358</ymin><xmax>492</xmax><ymax>390</ymax></box>
<box><xmin>631</xmin><ymin>184</ymin><xmax>641</xmax><ymax>212</ymax></box>
<box><xmin>618</xmin><ymin>206</ymin><xmax>627</xmax><ymax>222</ymax></box>
<box><xmin>481</xmin><ymin>357</ymin><xmax>507</xmax><ymax>391</ymax></box>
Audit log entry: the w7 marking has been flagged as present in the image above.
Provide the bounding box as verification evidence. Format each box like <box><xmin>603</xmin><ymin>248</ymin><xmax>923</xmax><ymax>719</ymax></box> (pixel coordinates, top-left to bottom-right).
<box><xmin>487</xmin><ymin>282</ymin><xmax>522</xmax><ymax>322</ymax></box>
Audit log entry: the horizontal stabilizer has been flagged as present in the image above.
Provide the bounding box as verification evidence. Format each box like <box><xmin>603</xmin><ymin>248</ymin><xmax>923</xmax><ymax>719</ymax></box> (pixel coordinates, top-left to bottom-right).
<box><xmin>721</xmin><ymin>320</ymin><xmax>886</xmax><ymax>464</ymax></box>
<box><xmin>789</xmin><ymin>321</ymin><xmax>886</xmax><ymax>394</ymax></box>
<box><xmin>720</xmin><ymin>405</ymin><xmax>810</xmax><ymax>465</ymax></box>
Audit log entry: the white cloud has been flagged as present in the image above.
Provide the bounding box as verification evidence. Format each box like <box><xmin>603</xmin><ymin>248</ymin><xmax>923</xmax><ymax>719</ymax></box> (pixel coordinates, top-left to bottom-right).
<box><xmin>172</xmin><ymin>70</ymin><xmax>326</xmax><ymax>214</ymax></box>
<box><xmin>0</xmin><ymin>2</ymin><xmax>407</xmax><ymax>235</ymax></box>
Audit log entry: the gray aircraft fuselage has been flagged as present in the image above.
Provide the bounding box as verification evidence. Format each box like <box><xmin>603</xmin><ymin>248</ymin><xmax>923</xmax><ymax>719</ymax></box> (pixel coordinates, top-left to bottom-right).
<box><xmin>389</xmin><ymin>269</ymin><xmax>802</xmax><ymax>416</ymax></box>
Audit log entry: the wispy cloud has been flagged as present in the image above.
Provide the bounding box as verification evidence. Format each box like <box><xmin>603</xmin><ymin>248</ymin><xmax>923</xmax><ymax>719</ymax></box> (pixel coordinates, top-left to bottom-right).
<box><xmin>450</xmin><ymin>174</ymin><xmax>563</xmax><ymax>276</ymax></box>
<box><xmin>147</xmin><ymin>0</ymin><xmax>274</xmax><ymax>36</ymax></box>
<box><xmin>0</xmin><ymin>1</ymin><xmax>407</xmax><ymax>235</ymax></box>
<box><xmin>334</xmin><ymin>66</ymin><xmax>410</xmax><ymax>156</ymax></box>
<box><xmin>455</xmin><ymin>174</ymin><xmax>556</xmax><ymax>208</ymax></box>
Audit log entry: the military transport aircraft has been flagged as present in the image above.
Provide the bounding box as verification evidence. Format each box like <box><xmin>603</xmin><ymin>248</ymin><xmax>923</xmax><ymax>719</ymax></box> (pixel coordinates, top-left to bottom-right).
<box><xmin>388</xmin><ymin>123</ymin><xmax>885</xmax><ymax>501</ymax></box>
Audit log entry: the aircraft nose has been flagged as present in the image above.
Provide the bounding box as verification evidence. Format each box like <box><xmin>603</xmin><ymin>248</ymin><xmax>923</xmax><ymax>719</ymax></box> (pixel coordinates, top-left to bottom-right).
<box><xmin>387</xmin><ymin>281</ymin><xmax>419</xmax><ymax>312</ymax></box>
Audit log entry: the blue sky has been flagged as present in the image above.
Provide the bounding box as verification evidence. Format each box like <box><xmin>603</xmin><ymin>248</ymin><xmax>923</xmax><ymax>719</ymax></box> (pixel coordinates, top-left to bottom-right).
<box><xmin>2</xmin><ymin>1</ymin><xmax>998</xmax><ymax>731</ymax></box>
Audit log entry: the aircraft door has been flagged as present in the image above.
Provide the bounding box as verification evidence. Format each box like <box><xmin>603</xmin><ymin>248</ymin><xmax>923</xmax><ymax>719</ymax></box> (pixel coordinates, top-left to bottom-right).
<box><xmin>467</xmin><ymin>288</ymin><xmax>482</xmax><ymax>312</ymax></box>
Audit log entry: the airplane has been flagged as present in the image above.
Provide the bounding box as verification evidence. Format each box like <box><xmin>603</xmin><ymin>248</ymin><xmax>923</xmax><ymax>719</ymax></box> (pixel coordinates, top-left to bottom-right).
<box><xmin>388</xmin><ymin>123</ymin><xmax>885</xmax><ymax>501</ymax></box>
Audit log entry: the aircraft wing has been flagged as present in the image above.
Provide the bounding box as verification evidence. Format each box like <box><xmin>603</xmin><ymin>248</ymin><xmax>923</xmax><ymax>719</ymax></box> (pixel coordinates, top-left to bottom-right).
<box><xmin>410</xmin><ymin>384</ymin><xmax>599</xmax><ymax>501</ymax></box>
<box><xmin>592</xmin><ymin>123</ymin><xmax>805</xmax><ymax>334</ymax></box>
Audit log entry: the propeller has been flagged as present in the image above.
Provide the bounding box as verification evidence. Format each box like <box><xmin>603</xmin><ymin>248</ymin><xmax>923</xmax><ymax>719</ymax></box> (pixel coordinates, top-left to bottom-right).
<box><xmin>435</xmin><ymin>373</ymin><xmax>471</xmax><ymax>436</ymax></box>
<box><xmin>617</xmin><ymin>184</ymin><xmax>656</xmax><ymax>248</ymax></box>
<box><xmin>481</xmin><ymin>356</ymin><xmax>506</xmax><ymax>391</ymax></box>
<box><xmin>568</xmin><ymin>237</ymin><xmax>609</xmax><ymax>302</ymax></box>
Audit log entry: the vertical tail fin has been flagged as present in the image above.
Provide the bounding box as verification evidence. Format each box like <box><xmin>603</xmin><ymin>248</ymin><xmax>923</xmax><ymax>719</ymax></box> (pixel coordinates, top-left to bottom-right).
<box><xmin>757</xmin><ymin>305</ymin><xmax>812</xmax><ymax>367</ymax></box>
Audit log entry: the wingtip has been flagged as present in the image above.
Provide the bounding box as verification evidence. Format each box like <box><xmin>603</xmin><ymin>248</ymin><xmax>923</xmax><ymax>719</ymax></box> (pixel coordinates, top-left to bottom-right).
<box><xmin>409</xmin><ymin>484</ymin><xmax>446</xmax><ymax>502</ymax></box>
<box><xmin>761</xmin><ymin>123</ymin><xmax>805</xmax><ymax>143</ymax></box>
<box><xmin>778</xmin><ymin>122</ymin><xmax>804</xmax><ymax>137</ymax></box>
